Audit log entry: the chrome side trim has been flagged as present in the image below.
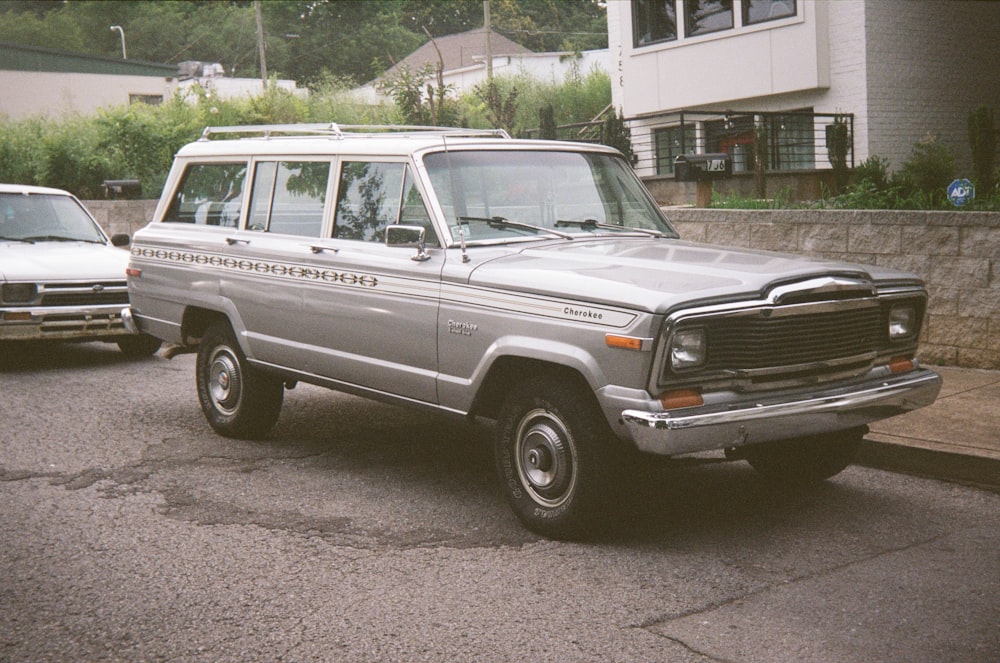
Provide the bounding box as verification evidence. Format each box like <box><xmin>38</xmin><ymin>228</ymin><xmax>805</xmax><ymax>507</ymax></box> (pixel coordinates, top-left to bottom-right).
<box><xmin>622</xmin><ymin>369</ymin><xmax>941</xmax><ymax>456</ymax></box>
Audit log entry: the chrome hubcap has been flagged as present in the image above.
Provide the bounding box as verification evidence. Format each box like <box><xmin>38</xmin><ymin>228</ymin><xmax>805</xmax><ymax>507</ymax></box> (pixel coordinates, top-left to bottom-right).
<box><xmin>515</xmin><ymin>409</ymin><xmax>577</xmax><ymax>507</ymax></box>
<box><xmin>208</xmin><ymin>348</ymin><xmax>242</xmax><ymax>415</ymax></box>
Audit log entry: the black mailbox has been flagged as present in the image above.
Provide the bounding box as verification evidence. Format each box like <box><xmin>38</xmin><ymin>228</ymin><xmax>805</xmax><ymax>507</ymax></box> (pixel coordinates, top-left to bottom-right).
<box><xmin>674</xmin><ymin>153</ymin><xmax>732</xmax><ymax>181</ymax></box>
<box><xmin>101</xmin><ymin>179</ymin><xmax>142</xmax><ymax>199</ymax></box>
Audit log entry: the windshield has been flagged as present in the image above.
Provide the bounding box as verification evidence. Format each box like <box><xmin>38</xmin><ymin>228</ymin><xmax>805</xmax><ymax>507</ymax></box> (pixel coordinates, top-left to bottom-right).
<box><xmin>0</xmin><ymin>192</ymin><xmax>105</xmax><ymax>243</ymax></box>
<box><xmin>422</xmin><ymin>149</ymin><xmax>677</xmax><ymax>244</ymax></box>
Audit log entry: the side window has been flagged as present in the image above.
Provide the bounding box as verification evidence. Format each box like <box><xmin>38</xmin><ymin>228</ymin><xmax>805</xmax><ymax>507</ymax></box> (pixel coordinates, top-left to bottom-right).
<box><xmin>163</xmin><ymin>162</ymin><xmax>247</xmax><ymax>226</ymax></box>
<box><xmin>247</xmin><ymin>161</ymin><xmax>329</xmax><ymax>237</ymax></box>
<box><xmin>333</xmin><ymin>161</ymin><xmax>406</xmax><ymax>242</ymax></box>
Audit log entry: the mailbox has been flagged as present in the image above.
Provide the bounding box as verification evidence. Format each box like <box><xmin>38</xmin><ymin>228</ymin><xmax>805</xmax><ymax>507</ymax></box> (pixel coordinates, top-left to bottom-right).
<box><xmin>674</xmin><ymin>153</ymin><xmax>732</xmax><ymax>181</ymax></box>
<box><xmin>101</xmin><ymin>179</ymin><xmax>142</xmax><ymax>199</ymax></box>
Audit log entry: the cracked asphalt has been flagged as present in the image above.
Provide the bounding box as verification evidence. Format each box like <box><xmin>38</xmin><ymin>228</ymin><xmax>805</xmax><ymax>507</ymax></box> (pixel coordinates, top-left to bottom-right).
<box><xmin>2</xmin><ymin>342</ymin><xmax>998</xmax><ymax>662</ymax></box>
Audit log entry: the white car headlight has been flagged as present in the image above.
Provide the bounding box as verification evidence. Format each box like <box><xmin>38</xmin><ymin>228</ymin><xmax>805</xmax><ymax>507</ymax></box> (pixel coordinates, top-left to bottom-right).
<box><xmin>889</xmin><ymin>305</ymin><xmax>917</xmax><ymax>340</ymax></box>
<box><xmin>670</xmin><ymin>328</ymin><xmax>707</xmax><ymax>370</ymax></box>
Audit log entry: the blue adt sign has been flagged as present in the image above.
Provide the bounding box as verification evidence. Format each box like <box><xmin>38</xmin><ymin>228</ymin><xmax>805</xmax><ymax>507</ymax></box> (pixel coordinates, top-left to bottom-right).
<box><xmin>947</xmin><ymin>178</ymin><xmax>975</xmax><ymax>207</ymax></box>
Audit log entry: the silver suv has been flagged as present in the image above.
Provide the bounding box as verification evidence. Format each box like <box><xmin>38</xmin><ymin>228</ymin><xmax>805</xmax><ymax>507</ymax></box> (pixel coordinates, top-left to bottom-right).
<box><xmin>125</xmin><ymin>124</ymin><xmax>941</xmax><ymax>537</ymax></box>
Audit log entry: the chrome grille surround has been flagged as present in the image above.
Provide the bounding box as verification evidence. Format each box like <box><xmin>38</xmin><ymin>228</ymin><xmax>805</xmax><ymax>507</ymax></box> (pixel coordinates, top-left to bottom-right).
<box><xmin>656</xmin><ymin>277</ymin><xmax>926</xmax><ymax>392</ymax></box>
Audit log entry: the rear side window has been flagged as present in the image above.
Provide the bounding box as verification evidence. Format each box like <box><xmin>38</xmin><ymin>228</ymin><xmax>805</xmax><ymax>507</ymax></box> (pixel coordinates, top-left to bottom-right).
<box><xmin>247</xmin><ymin>161</ymin><xmax>330</xmax><ymax>237</ymax></box>
<box><xmin>163</xmin><ymin>163</ymin><xmax>247</xmax><ymax>226</ymax></box>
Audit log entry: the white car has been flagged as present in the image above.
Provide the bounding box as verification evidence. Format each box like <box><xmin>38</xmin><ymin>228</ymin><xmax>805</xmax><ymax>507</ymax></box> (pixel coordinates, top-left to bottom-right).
<box><xmin>0</xmin><ymin>183</ymin><xmax>160</xmax><ymax>356</ymax></box>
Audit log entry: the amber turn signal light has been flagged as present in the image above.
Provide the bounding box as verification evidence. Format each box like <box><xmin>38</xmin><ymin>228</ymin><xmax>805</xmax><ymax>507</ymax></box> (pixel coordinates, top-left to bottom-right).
<box><xmin>659</xmin><ymin>388</ymin><xmax>704</xmax><ymax>410</ymax></box>
<box><xmin>889</xmin><ymin>356</ymin><xmax>914</xmax><ymax>374</ymax></box>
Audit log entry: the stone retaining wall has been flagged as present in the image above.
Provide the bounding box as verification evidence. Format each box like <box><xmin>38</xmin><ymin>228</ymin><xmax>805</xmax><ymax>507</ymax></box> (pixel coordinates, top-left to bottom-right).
<box><xmin>86</xmin><ymin>200</ymin><xmax>1000</xmax><ymax>369</ymax></box>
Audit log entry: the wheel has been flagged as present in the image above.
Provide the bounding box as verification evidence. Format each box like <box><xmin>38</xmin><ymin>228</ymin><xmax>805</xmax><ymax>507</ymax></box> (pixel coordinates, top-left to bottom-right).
<box><xmin>195</xmin><ymin>320</ymin><xmax>284</xmax><ymax>439</ymax></box>
<box><xmin>117</xmin><ymin>333</ymin><xmax>162</xmax><ymax>357</ymax></box>
<box><xmin>743</xmin><ymin>427</ymin><xmax>865</xmax><ymax>485</ymax></box>
<box><xmin>494</xmin><ymin>375</ymin><xmax>622</xmax><ymax>538</ymax></box>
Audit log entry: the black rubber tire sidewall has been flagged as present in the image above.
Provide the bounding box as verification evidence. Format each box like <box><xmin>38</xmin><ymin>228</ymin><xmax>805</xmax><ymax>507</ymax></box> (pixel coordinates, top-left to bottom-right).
<box><xmin>195</xmin><ymin>321</ymin><xmax>283</xmax><ymax>440</ymax></box>
<box><xmin>494</xmin><ymin>376</ymin><xmax>619</xmax><ymax>539</ymax></box>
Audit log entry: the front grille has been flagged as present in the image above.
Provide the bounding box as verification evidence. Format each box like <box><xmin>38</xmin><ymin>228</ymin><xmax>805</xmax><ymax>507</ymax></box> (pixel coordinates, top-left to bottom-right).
<box><xmin>40</xmin><ymin>291</ymin><xmax>129</xmax><ymax>306</ymax></box>
<box><xmin>701</xmin><ymin>307</ymin><xmax>882</xmax><ymax>371</ymax></box>
<box><xmin>37</xmin><ymin>281</ymin><xmax>129</xmax><ymax>307</ymax></box>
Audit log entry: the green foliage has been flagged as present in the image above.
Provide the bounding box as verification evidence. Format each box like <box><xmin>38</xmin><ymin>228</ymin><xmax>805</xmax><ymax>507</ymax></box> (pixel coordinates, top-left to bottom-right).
<box><xmin>825</xmin><ymin>116</ymin><xmax>850</xmax><ymax>192</ymax></box>
<box><xmin>0</xmin><ymin>66</ymin><xmax>610</xmax><ymax>199</ymax></box>
<box><xmin>473</xmin><ymin>78</ymin><xmax>521</xmax><ymax>135</ymax></box>
<box><xmin>895</xmin><ymin>134</ymin><xmax>955</xmax><ymax>205</ymax></box>
<box><xmin>602</xmin><ymin>108</ymin><xmax>634</xmax><ymax>163</ymax></box>
<box><xmin>378</xmin><ymin>64</ymin><xmax>460</xmax><ymax>126</ymax></box>
<box><xmin>538</xmin><ymin>103</ymin><xmax>557</xmax><ymax>140</ymax></box>
<box><xmin>0</xmin><ymin>0</ymin><xmax>607</xmax><ymax>86</ymax></box>
<box><xmin>968</xmin><ymin>105</ymin><xmax>996</xmax><ymax>195</ymax></box>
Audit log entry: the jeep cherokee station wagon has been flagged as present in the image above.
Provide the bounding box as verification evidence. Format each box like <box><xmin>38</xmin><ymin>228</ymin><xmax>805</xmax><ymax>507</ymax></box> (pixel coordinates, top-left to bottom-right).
<box><xmin>124</xmin><ymin>124</ymin><xmax>941</xmax><ymax>537</ymax></box>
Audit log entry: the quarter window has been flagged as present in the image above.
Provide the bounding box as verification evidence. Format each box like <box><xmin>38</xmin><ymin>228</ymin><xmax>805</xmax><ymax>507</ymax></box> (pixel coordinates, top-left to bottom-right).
<box><xmin>163</xmin><ymin>162</ymin><xmax>247</xmax><ymax>226</ymax></box>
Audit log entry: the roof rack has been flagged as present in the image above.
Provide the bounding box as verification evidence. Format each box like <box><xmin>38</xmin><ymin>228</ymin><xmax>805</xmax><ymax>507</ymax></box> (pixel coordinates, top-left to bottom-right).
<box><xmin>198</xmin><ymin>123</ymin><xmax>511</xmax><ymax>141</ymax></box>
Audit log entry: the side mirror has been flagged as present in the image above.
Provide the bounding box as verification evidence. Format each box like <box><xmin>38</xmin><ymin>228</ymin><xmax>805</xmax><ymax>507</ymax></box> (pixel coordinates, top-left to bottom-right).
<box><xmin>386</xmin><ymin>225</ymin><xmax>431</xmax><ymax>262</ymax></box>
<box><xmin>110</xmin><ymin>233</ymin><xmax>131</xmax><ymax>247</ymax></box>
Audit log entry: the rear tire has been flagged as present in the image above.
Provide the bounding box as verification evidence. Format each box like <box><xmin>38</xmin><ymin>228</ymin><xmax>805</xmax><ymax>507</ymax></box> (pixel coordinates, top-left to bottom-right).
<box><xmin>494</xmin><ymin>375</ymin><xmax>623</xmax><ymax>539</ymax></box>
<box><xmin>196</xmin><ymin>320</ymin><xmax>283</xmax><ymax>439</ymax></box>
<box><xmin>743</xmin><ymin>427</ymin><xmax>865</xmax><ymax>484</ymax></box>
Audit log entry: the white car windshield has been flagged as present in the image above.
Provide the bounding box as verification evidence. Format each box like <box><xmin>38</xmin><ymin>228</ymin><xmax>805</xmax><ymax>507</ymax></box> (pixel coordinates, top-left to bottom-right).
<box><xmin>422</xmin><ymin>150</ymin><xmax>677</xmax><ymax>244</ymax></box>
<box><xmin>0</xmin><ymin>192</ymin><xmax>105</xmax><ymax>243</ymax></box>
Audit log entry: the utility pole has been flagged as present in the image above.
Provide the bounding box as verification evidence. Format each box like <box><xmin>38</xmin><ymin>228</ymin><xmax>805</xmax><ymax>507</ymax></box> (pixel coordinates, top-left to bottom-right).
<box><xmin>254</xmin><ymin>0</ymin><xmax>268</xmax><ymax>88</ymax></box>
<box><xmin>483</xmin><ymin>0</ymin><xmax>492</xmax><ymax>80</ymax></box>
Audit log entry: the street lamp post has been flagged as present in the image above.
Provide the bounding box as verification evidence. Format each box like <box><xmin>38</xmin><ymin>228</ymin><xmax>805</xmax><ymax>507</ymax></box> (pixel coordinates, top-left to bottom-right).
<box><xmin>110</xmin><ymin>25</ymin><xmax>126</xmax><ymax>59</ymax></box>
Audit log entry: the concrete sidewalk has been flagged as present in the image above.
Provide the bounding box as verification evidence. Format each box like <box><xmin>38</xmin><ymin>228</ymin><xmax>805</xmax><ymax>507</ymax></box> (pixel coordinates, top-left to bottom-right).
<box><xmin>859</xmin><ymin>365</ymin><xmax>1000</xmax><ymax>491</ymax></box>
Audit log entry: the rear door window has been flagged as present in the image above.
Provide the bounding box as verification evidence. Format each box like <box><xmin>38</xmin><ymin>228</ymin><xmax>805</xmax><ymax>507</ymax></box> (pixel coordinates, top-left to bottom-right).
<box><xmin>247</xmin><ymin>161</ymin><xmax>331</xmax><ymax>237</ymax></box>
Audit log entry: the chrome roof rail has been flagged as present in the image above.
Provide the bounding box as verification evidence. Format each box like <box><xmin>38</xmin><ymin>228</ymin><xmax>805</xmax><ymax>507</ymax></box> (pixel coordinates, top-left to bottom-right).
<box><xmin>198</xmin><ymin>124</ymin><xmax>511</xmax><ymax>141</ymax></box>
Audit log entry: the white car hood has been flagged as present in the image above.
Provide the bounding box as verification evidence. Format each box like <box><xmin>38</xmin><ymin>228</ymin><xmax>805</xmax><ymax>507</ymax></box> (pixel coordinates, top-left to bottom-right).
<box><xmin>468</xmin><ymin>237</ymin><xmax>919</xmax><ymax>313</ymax></box>
<box><xmin>0</xmin><ymin>241</ymin><xmax>130</xmax><ymax>282</ymax></box>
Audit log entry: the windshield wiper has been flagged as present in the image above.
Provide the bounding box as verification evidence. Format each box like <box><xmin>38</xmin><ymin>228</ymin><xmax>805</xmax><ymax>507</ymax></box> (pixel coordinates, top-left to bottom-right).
<box><xmin>20</xmin><ymin>235</ymin><xmax>102</xmax><ymax>243</ymax></box>
<box><xmin>555</xmin><ymin>218</ymin><xmax>669</xmax><ymax>238</ymax></box>
<box><xmin>1</xmin><ymin>236</ymin><xmax>36</xmax><ymax>244</ymax></box>
<box><xmin>458</xmin><ymin>215</ymin><xmax>575</xmax><ymax>240</ymax></box>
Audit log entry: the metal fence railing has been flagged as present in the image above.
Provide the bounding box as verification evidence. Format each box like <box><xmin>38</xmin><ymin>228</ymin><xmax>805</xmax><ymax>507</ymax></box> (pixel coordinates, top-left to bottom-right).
<box><xmin>528</xmin><ymin>110</ymin><xmax>855</xmax><ymax>180</ymax></box>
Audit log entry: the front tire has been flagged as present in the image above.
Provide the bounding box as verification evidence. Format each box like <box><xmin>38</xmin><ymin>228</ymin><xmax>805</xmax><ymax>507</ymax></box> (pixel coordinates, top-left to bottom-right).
<box><xmin>196</xmin><ymin>321</ymin><xmax>283</xmax><ymax>439</ymax></box>
<box><xmin>494</xmin><ymin>376</ymin><xmax>621</xmax><ymax>538</ymax></box>
<box><xmin>743</xmin><ymin>427</ymin><xmax>865</xmax><ymax>484</ymax></box>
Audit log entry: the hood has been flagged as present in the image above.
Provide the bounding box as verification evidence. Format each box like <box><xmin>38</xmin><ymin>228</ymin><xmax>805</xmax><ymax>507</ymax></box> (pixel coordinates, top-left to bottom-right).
<box><xmin>0</xmin><ymin>241</ymin><xmax>130</xmax><ymax>282</ymax></box>
<box><xmin>467</xmin><ymin>237</ymin><xmax>918</xmax><ymax>313</ymax></box>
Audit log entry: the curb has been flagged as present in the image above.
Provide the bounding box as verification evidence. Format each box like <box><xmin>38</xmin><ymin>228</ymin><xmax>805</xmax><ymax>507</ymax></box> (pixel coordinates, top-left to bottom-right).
<box><xmin>857</xmin><ymin>439</ymin><xmax>1000</xmax><ymax>494</ymax></box>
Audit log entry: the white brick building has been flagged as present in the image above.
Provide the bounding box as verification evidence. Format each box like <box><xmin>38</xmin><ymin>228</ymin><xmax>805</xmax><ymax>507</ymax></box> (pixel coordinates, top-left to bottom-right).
<box><xmin>607</xmin><ymin>0</ymin><xmax>1000</xmax><ymax>179</ymax></box>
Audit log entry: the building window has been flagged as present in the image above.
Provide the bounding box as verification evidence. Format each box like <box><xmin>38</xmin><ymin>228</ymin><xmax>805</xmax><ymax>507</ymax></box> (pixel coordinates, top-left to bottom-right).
<box><xmin>633</xmin><ymin>0</ymin><xmax>678</xmax><ymax>47</ymax></box>
<box><xmin>742</xmin><ymin>0</ymin><xmax>796</xmax><ymax>26</ymax></box>
<box><xmin>683</xmin><ymin>0</ymin><xmax>733</xmax><ymax>37</ymax></box>
<box><xmin>654</xmin><ymin>124</ymin><xmax>697</xmax><ymax>175</ymax></box>
<box><xmin>770</xmin><ymin>112</ymin><xmax>814</xmax><ymax>170</ymax></box>
<box><xmin>129</xmin><ymin>94</ymin><xmax>163</xmax><ymax>106</ymax></box>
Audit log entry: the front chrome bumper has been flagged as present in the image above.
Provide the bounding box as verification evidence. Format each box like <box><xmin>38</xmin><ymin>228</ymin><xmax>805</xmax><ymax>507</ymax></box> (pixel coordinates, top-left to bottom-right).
<box><xmin>622</xmin><ymin>368</ymin><xmax>942</xmax><ymax>456</ymax></box>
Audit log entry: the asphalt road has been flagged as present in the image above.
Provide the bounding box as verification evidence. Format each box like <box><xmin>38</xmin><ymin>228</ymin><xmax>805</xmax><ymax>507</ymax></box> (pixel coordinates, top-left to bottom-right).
<box><xmin>2</xmin><ymin>342</ymin><xmax>998</xmax><ymax>662</ymax></box>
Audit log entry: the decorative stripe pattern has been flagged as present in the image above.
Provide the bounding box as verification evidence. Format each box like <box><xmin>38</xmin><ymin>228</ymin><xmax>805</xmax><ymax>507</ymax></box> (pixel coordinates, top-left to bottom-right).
<box><xmin>132</xmin><ymin>244</ymin><xmax>639</xmax><ymax>328</ymax></box>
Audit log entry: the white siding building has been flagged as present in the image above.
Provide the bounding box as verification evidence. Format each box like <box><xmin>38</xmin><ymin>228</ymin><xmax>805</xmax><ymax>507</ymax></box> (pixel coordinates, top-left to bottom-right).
<box><xmin>607</xmin><ymin>0</ymin><xmax>1000</xmax><ymax>180</ymax></box>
